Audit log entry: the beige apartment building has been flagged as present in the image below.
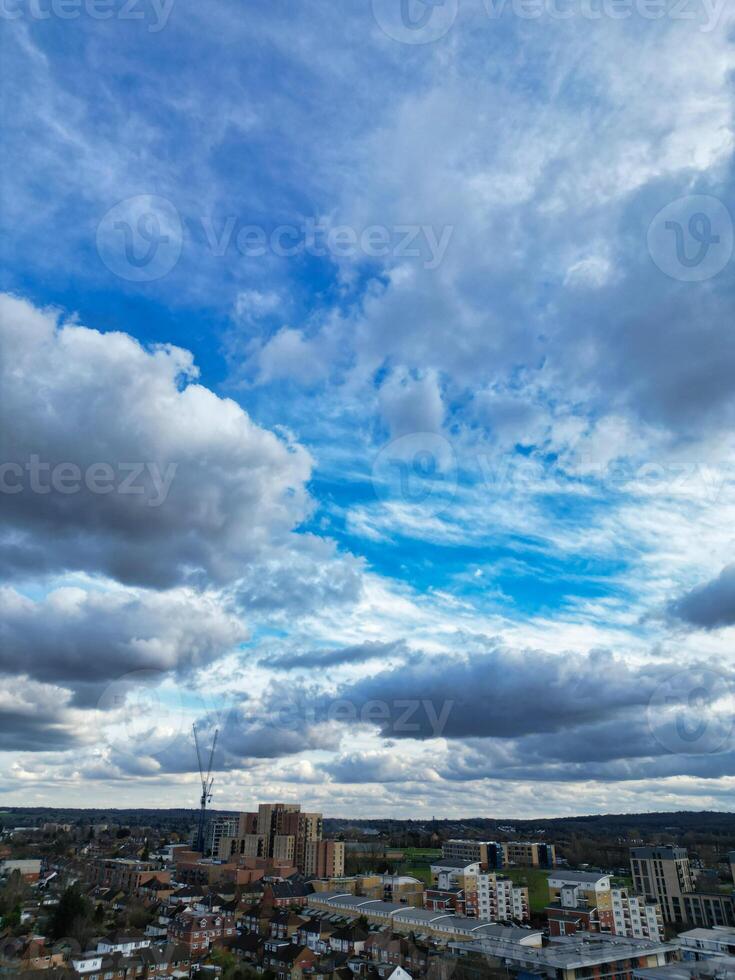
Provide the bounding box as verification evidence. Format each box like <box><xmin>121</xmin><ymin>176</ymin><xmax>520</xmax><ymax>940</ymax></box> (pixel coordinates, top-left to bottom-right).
<box><xmin>631</xmin><ymin>846</ymin><xmax>694</xmax><ymax>923</ymax></box>
<box><xmin>441</xmin><ymin>839</ymin><xmax>555</xmax><ymax>869</ymax></box>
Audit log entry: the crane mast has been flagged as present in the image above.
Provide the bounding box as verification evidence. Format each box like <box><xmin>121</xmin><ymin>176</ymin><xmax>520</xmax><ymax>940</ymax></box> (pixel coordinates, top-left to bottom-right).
<box><xmin>193</xmin><ymin>724</ymin><xmax>218</xmax><ymax>854</ymax></box>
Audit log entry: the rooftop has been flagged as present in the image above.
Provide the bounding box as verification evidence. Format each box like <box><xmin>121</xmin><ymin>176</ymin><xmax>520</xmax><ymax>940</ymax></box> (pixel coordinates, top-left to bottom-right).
<box><xmin>453</xmin><ymin>932</ymin><xmax>677</xmax><ymax>969</ymax></box>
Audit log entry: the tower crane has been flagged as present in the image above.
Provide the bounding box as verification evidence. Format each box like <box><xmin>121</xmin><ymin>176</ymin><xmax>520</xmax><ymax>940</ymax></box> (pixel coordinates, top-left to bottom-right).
<box><xmin>193</xmin><ymin>724</ymin><xmax>218</xmax><ymax>854</ymax></box>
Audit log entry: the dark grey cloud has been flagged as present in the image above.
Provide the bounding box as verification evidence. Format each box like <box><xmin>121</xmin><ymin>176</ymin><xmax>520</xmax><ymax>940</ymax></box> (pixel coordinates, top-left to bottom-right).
<box><xmin>0</xmin><ymin>675</ymin><xmax>82</xmax><ymax>752</ymax></box>
<box><xmin>329</xmin><ymin>643</ymin><xmax>681</xmax><ymax>740</ymax></box>
<box><xmin>0</xmin><ymin>585</ymin><xmax>246</xmax><ymax>698</ymax></box>
<box><xmin>670</xmin><ymin>564</ymin><xmax>735</xmax><ymax>629</ymax></box>
<box><xmin>264</xmin><ymin>640</ymin><xmax>406</xmax><ymax>671</ymax></box>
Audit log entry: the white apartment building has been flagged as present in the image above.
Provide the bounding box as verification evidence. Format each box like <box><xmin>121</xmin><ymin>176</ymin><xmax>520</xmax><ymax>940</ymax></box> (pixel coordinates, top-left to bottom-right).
<box><xmin>431</xmin><ymin>860</ymin><xmax>529</xmax><ymax>923</ymax></box>
<box><xmin>476</xmin><ymin>872</ymin><xmax>529</xmax><ymax>923</ymax></box>
<box><xmin>612</xmin><ymin>886</ymin><xmax>664</xmax><ymax>942</ymax></box>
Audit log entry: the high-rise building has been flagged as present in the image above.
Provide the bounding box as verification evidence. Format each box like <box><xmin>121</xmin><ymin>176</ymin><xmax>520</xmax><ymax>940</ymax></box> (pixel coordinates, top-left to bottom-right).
<box><xmin>631</xmin><ymin>846</ymin><xmax>694</xmax><ymax>924</ymax></box>
<box><xmin>304</xmin><ymin>839</ymin><xmax>345</xmax><ymax>878</ymax></box>
<box><xmin>212</xmin><ymin>802</ymin><xmax>342</xmax><ymax>876</ymax></box>
<box><xmin>208</xmin><ymin>816</ymin><xmax>240</xmax><ymax>859</ymax></box>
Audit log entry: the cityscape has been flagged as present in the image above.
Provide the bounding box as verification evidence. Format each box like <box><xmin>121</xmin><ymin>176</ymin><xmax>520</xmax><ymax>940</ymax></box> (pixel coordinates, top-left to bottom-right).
<box><xmin>3</xmin><ymin>0</ymin><xmax>735</xmax><ymax>976</ymax></box>
<box><xmin>1</xmin><ymin>804</ymin><xmax>735</xmax><ymax>977</ymax></box>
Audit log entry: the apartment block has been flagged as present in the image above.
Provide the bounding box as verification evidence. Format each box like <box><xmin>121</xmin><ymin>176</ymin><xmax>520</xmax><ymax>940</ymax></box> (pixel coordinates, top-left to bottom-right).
<box><xmin>546</xmin><ymin>870</ymin><xmax>614</xmax><ymax>935</ymax></box>
<box><xmin>431</xmin><ymin>859</ymin><xmax>529</xmax><ymax>923</ymax></box>
<box><xmin>631</xmin><ymin>847</ymin><xmax>694</xmax><ymax>924</ymax></box>
<box><xmin>208</xmin><ymin>815</ymin><xmax>240</xmax><ymax>858</ymax></box>
<box><xmin>304</xmin><ymin>839</ymin><xmax>345</xmax><ymax>878</ymax></box>
<box><xmin>502</xmin><ymin>840</ymin><xmax>556</xmax><ymax>868</ymax></box>
<box><xmin>683</xmin><ymin>893</ymin><xmax>735</xmax><ymax>929</ymax></box>
<box><xmin>612</xmin><ymin>886</ymin><xmax>665</xmax><ymax>942</ymax></box>
<box><xmin>206</xmin><ymin>802</ymin><xmax>340</xmax><ymax>875</ymax></box>
<box><xmin>442</xmin><ymin>840</ymin><xmax>504</xmax><ymax>868</ymax></box>
<box><xmin>476</xmin><ymin>872</ymin><xmax>529</xmax><ymax>923</ymax></box>
<box><xmin>441</xmin><ymin>838</ymin><xmax>555</xmax><ymax>869</ymax></box>
<box><xmin>95</xmin><ymin>858</ymin><xmax>171</xmax><ymax>896</ymax></box>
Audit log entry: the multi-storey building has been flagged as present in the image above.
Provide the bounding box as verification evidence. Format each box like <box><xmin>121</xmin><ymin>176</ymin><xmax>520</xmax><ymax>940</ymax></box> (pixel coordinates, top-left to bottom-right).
<box><xmin>476</xmin><ymin>872</ymin><xmax>529</xmax><ymax>922</ymax></box>
<box><xmin>442</xmin><ymin>841</ymin><xmax>504</xmax><ymax>868</ymax></box>
<box><xmin>207</xmin><ymin>802</ymin><xmax>341</xmax><ymax>876</ymax></box>
<box><xmin>612</xmin><ymin>886</ymin><xmax>665</xmax><ymax>942</ymax></box>
<box><xmin>209</xmin><ymin>815</ymin><xmax>240</xmax><ymax>858</ymax></box>
<box><xmin>546</xmin><ymin>871</ymin><xmax>614</xmax><ymax>935</ymax></box>
<box><xmin>96</xmin><ymin>858</ymin><xmax>171</xmax><ymax>895</ymax></box>
<box><xmin>631</xmin><ymin>846</ymin><xmax>694</xmax><ymax>924</ymax></box>
<box><xmin>502</xmin><ymin>841</ymin><xmax>556</xmax><ymax>868</ymax></box>
<box><xmin>304</xmin><ymin>839</ymin><xmax>345</xmax><ymax>878</ymax></box>
<box><xmin>683</xmin><ymin>893</ymin><xmax>735</xmax><ymax>929</ymax></box>
<box><xmin>431</xmin><ymin>860</ymin><xmax>529</xmax><ymax>923</ymax></box>
<box><xmin>441</xmin><ymin>839</ymin><xmax>556</xmax><ymax>869</ymax></box>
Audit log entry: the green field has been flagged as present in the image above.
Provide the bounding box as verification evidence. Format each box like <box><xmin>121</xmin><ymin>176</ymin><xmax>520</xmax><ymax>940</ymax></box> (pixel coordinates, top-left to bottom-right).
<box><xmin>403</xmin><ymin>847</ymin><xmax>442</xmax><ymax>859</ymax></box>
<box><xmin>502</xmin><ymin>868</ymin><xmax>551</xmax><ymax>914</ymax></box>
<box><xmin>403</xmin><ymin>864</ymin><xmax>434</xmax><ymax>885</ymax></box>
<box><xmin>399</xmin><ymin>847</ymin><xmax>441</xmax><ymax>886</ymax></box>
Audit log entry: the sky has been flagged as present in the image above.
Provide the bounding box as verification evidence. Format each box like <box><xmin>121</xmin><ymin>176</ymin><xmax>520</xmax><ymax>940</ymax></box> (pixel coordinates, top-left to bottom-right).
<box><xmin>1</xmin><ymin>0</ymin><xmax>735</xmax><ymax>819</ymax></box>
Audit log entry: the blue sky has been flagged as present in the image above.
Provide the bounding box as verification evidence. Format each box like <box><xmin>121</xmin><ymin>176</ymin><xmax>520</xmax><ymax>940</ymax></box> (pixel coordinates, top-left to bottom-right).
<box><xmin>1</xmin><ymin>0</ymin><xmax>735</xmax><ymax>816</ymax></box>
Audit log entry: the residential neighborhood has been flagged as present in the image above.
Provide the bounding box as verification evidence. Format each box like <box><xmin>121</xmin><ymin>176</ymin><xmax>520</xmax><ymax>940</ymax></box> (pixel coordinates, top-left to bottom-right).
<box><xmin>2</xmin><ymin>806</ymin><xmax>734</xmax><ymax>978</ymax></box>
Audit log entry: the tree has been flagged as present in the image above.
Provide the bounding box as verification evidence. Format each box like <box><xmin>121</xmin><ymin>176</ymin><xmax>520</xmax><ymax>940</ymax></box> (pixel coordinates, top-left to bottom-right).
<box><xmin>49</xmin><ymin>884</ymin><xmax>91</xmax><ymax>941</ymax></box>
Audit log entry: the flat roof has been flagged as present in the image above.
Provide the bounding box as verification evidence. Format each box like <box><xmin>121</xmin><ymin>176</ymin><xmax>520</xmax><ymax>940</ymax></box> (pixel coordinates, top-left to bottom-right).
<box><xmin>549</xmin><ymin>870</ymin><xmax>609</xmax><ymax>883</ymax></box>
<box><xmin>454</xmin><ymin>933</ymin><xmax>677</xmax><ymax>969</ymax></box>
<box><xmin>634</xmin><ymin>959</ymin><xmax>735</xmax><ymax>980</ymax></box>
<box><xmin>679</xmin><ymin>927</ymin><xmax>735</xmax><ymax>941</ymax></box>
